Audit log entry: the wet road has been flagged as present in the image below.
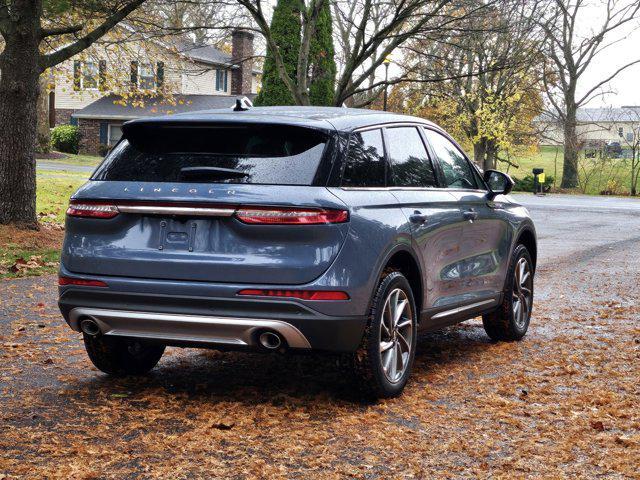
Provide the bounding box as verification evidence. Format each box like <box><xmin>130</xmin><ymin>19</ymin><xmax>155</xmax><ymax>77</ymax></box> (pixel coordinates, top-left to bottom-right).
<box><xmin>1</xmin><ymin>194</ymin><xmax>639</xmax><ymax>478</ymax></box>
<box><xmin>513</xmin><ymin>193</ymin><xmax>640</xmax><ymax>267</ymax></box>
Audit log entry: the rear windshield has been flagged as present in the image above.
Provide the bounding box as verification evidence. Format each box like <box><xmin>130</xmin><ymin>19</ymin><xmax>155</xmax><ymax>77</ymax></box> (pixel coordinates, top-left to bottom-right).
<box><xmin>92</xmin><ymin>124</ymin><xmax>328</xmax><ymax>185</ymax></box>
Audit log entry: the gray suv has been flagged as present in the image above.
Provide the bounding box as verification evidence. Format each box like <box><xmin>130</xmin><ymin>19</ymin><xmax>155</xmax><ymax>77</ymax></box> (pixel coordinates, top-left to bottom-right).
<box><xmin>58</xmin><ymin>106</ymin><xmax>536</xmax><ymax>398</ymax></box>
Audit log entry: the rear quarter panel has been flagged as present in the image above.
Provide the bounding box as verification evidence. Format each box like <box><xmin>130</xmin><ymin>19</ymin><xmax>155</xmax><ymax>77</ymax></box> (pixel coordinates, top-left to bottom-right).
<box><xmin>319</xmin><ymin>187</ymin><xmax>413</xmax><ymax>317</ymax></box>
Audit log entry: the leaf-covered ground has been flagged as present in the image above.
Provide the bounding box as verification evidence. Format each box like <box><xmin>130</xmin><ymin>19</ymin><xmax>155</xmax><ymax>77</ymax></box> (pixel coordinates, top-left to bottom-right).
<box><xmin>0</xmin><ymin>153</ymin><xmax>93</xmax><ymax>279</ymax></box>
<box><xmin>1</xmin><ymin>203</ymin><xmax>640</xmax><ymax>478</ymax></box>
<box><xmin>0</xmin><ymin>225</ymin><xmax>63</xmax><ymax>279</ymax></box>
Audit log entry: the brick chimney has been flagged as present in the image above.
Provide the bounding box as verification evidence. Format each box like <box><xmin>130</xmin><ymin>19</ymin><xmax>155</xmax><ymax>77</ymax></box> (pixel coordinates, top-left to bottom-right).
<box><xmin>231</xmin><ymin>29</ymin><xmax>254</xmax><ymax>96</ymax></box>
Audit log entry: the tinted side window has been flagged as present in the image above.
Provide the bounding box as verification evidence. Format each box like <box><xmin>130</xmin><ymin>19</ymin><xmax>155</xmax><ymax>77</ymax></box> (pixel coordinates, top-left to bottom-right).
<box><xmin>423</xmin><ymin>129</ymin><xmax>478</xmax><ymax>189</ymax></box>
<box><xmin>386</xmin><ymin>127</ymin><xmax>437</xmax><ymax>187</ymax></box>
<box><xmin>342</xmin><ymin>129</ymin><xmax>386</xmax><ymax>187</ymax></box>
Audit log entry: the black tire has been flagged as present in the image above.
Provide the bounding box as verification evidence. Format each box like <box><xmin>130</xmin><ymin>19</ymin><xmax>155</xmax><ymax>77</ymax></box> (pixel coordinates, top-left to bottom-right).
<box><xmin>482</xmin><ymin>244</ymin><xmax>534</xmax><ymax>341</ymax></box>
<box><xmin>83</xmin><ymin>334</ymin><xmax>165</xmax><ymax>376</ymax></box>
<box><xmin>353</xmin><ymin>271</ymin><xmax>418</xmax><ymax>399</ymax></box>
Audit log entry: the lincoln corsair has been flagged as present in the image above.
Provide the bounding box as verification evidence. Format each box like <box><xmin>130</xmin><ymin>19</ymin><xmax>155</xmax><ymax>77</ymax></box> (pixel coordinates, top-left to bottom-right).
<box><xmin>58</xmin><ymin>106</ymin><xmax>536</xmax><ymax>398</ymax></box>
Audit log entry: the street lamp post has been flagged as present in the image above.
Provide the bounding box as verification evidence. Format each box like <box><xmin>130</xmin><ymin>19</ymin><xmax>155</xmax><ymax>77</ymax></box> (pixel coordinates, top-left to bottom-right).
<box><xmin>383</xmin><ymin>55</ymin><xmax>391</xmax><ymax>111</ymax></box>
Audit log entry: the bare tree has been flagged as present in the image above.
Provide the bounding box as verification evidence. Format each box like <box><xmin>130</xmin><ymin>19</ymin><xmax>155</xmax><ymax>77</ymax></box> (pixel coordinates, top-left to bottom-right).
<box><xmin>400</xmin><ymin>0</ymin><xmax>546</xmax><ymax>170</ymax></box>
<box><xmin>541</xmin><ymin>0</ymin><xmax>640</xmax><ymax>188</ymax></box>
<box><xmin>0</xmin><ymin>0</ymin><xmax>151</xmax><ymax>228</ymax></box>
<box><xmin>136</xmin><ymin>0</ymin><xmax>248</xmax><ymax>45</ymax></box>
<box><xmin>236</xmin><ymin>0</ymin><xmax>488</xmax><ymax>106</ymax></box>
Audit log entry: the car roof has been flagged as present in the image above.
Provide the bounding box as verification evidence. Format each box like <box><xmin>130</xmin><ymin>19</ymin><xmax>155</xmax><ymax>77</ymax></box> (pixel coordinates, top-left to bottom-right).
<box><xmin>123</xmin><ymin>105</ymin><xmax>441</xmax><ymax>133</ymax></box>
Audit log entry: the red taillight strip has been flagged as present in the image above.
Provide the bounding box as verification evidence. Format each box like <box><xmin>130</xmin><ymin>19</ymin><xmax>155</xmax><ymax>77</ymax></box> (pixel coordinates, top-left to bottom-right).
<box><xmin>235</xmin><ymin>207</ymin><xmax>349</xmax><ymax>225</ymax></box>
<box><xmin>58</xmin><ymin>276</ymin><xmax>108</xmax><ymax>287</ymax></box>
<box><xmin>67</xmin><ymin>200</ymin><xmax>349</xmax><ymax>225</ymax></box>
<box><xmin>237</xmin><ymin>289</ymin><xmax>349</xmax><ymax>301</ymax></box>
<box><xmin>67</xmin><ymin>201</ymin><xmax>119</xmax><ymax>219</ymax></box>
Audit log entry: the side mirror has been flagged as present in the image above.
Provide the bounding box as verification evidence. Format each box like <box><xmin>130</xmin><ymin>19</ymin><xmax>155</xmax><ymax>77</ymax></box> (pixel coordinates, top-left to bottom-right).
<box><xmin>484</xmin><ymin>170</ymin><xmax>514</xmax><ymax>200</ymax></box>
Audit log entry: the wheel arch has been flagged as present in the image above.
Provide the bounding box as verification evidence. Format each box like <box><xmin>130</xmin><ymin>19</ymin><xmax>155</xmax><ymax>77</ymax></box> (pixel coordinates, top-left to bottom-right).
<box><xmin>514</xmin><ymin>227</ymin><xmax>537</xmax><ymax>273</ymax></box>
<box><xmin>376</xmin><ymin>245</ymin><xmax>424</xmax><ymax>316</ymax></box>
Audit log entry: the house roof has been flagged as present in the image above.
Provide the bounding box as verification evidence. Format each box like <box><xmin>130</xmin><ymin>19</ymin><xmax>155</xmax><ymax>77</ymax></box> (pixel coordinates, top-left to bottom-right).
<box><xmin>176</xmin><ymin>41</ymin><xmax>260</xmax><ymax>74</ymax></box>
<box><xmin>537</xmin><ymin>106</ymin><xmax>640</xmax><ymax>123</ymax></box>
<box><xmin>176</xmin><ymin>41</ymin><xmax>234</xmax><ymax>67</ymax></box>
<box><xmin>72</xmin><ymin>94</ymin><xmax>256</xmax><ymax>121</ymax></box>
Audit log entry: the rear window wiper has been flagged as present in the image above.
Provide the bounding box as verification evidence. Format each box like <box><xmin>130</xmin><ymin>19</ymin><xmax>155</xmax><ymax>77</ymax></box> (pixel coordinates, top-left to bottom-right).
<box><xmin>179</xmin><ymin>166</ymin><xmax>250</xmax><ymax>181</ymax></box>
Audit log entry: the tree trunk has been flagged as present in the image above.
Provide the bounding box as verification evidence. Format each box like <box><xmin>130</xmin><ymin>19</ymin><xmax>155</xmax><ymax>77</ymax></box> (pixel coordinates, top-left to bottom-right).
<box><xmin>36</xmin><ymin>75</ymin><xmax>51</xmax><ymax>154</ymax></box>
<box><xmin>0</xmin><ymin>32</ymin><xmax>41</xmax><ymax>228</ymax></box>
<box><xmin>484</xmin><ymin>144</ymin><xmax>498</xmax><ymax>172</ymax></box>
<box><xmin>632</xmin><ymin>153</ymin><xmax>638</xmax><ymax>196</ymax></box>
<box><xmin>473</xmin><ymin>141</ymin><xmax>486</xmax><ymax>169</ymax></box>
<box><xmin>561</xmin><ymin>105</ymin><xmax>579</xmax><ymax>188</ymax></box>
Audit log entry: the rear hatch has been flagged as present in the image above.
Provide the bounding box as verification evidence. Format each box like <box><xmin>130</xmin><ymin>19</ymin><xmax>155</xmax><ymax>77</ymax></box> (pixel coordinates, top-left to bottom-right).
<box><xmin>62</xmin><ymin>121</ymin><xmax>348</xmax><ymax>285</ymax></box>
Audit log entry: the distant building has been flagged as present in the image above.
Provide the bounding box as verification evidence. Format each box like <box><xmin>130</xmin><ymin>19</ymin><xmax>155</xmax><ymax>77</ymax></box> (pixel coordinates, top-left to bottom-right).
<box><xmin>536</xmin><ymin>107</ymin><xmax>640</xmax><ymax>147</ymax></box>
<box><xmin>49</xmin><ymin>28</ymin><xmax>258</xmax><ymax>154</ymax></box>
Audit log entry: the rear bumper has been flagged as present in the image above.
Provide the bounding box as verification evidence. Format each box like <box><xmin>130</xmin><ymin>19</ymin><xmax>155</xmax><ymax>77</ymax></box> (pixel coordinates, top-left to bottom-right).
<box><xmin>59</xmin><ymin>282</ymin><xmax>368</xmax><ymax>352</ymax></box>
<box><xmin>68</xmin><ymin>307</ymin><xmax>313</xmax><ymax>349</ymax></box>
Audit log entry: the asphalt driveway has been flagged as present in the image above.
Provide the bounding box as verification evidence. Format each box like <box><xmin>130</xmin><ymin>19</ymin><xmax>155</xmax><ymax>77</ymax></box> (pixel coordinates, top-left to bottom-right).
<box><xmin>1</xmin><ymin>193</ymin><xmax>639</xmax><ymax>478</ymax></box>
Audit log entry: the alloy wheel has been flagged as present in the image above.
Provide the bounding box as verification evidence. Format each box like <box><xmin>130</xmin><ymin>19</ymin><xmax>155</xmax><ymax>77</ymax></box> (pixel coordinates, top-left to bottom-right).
<box><xmin>379</xmin><ymin>288</ymin><xmax>414</xmax><ymax>383</ymax></box>
<box><xmin>512</xmin><ymin>257</ymin><xmax>533</xmax><ymax>329</ymax></box>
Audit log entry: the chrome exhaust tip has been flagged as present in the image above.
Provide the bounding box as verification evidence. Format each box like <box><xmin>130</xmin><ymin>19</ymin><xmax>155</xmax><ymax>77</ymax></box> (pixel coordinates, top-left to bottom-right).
<box><xmin>258</xmin><ymin>331</ymin><xmax>282</xmax><ymax>350</ymax></box>
<box><xmin>80</xmin><ymin>318</ymin><xmax>101</xmax><ymax>336</ymax></box>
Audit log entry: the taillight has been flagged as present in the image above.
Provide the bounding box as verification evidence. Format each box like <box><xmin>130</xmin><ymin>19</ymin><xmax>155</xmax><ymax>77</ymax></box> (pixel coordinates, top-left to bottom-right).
<box><xmin>67</xmin><ymin>201</ymin><xmax>119</xmax><ymax>219</ymax></box>
<box><xmin>235</xmin><ymin>207</ymin><xmax>348</xmax><ymax>225</ymax></box>
<box><xmin>58</xmin><ymin>276</ymin><xmax>108</xmax><ymax>287</ymax></box>
<box><xmin>237</xmin><ymin>289</ymin><xmax>349</xmax><ymax>300</ymax></box>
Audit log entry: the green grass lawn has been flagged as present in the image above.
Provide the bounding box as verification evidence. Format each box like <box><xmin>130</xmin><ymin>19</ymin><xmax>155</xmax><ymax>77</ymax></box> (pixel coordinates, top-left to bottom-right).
<box><xmin>35</xmin><ymin>152</ymin><xmax>101</xmax><ymax>223</ymax></box>
<box><xmin>0</xmin><ymin>242</ymin><xmax>60</xmax><ymax>278</ymax></box>
<box><xmin>36</xmin><ymin>174</ymin><xmax>89</xmax><ymax>223</ymax></box>
<box><xmin>37</xmin><ymin>152</ymin><xmax>103</xmax><ymax>167</ymax></box>
<box><xmin>0</xmin><ymin>155</ymin><xmax>98</xmax><ymax>278</ymax></box>
<box><xmin>507</xmin><ymin>146</ymin><xmax>564</xmax><ymax>183</ymax></box>
<box><xmin>508</xmin><ymin>146</ymin><xmax>636</xmax><ymax>195</ymax></box>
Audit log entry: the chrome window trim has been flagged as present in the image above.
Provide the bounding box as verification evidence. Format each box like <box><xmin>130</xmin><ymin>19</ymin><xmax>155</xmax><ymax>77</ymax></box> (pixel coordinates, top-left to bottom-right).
<box><xmin>339</xmin><ymin>186</ymin><xmax>444</xmax><ymax>192</ymax></box>
<box><xmin>351</xmin><ymin>121</ymin><xmax>435</xmax><ymax>133</ymax></box>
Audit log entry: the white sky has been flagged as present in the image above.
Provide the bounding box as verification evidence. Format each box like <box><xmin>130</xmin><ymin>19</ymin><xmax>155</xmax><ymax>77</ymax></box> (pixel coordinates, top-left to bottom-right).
<box><xmin>575</xmin><ymin>0</ymin><xmax>640</xmax><ymax>108</ymax></box>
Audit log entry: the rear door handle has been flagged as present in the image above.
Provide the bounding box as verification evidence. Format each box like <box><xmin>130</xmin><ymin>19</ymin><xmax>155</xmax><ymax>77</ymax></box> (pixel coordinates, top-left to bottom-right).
<box><xmin>463</xmin><ymin>209</ymin><xmax>478</xmax><ymax>221</ymax></box>
<box><xmin>409</xmin><ymin>210</ymin><xmax>428</xmax><ymax>224</ymax></box>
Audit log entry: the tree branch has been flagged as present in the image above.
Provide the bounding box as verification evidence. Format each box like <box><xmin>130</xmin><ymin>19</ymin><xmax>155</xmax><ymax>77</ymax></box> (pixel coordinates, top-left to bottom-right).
<box><xmin>577</xmin><ymin>58</ymin><xmax>640</xmax><ymax>107</ymax></box>
<box><xmin>40</xmin><ymin>24</ymin><xmax>84</xmax><ymax>38</ymax></box>
<box><xmin>39</xmin><ymin>0</ymin><xmax>148</xmax><ymax>70</ymax></box>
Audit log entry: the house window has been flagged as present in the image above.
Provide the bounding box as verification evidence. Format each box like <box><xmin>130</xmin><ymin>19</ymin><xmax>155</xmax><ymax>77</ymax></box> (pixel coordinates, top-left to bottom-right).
<box><xmin>139</xmin><ymin>64</ymin><xmax>156</xmax><ymax>90</ymax></box>
<box><xmin>73</xmin><ymin>61</ymin><xmax>101</xmax><ymax>91</ymax></box>
<box><xmin>618</xmin><ymin>127</ymin><xmax>624</xmax><ymax>137</ymax></box>
<box><xmin>130</xmin><ymin>61</ymin><xmax>164</xmax><ymax>90</ymax></box>
<box><xmin>215</xmin><ymin>69</ymin><xmax>228</xmax><ymax>92</ymax></box>
<box><xmin>82</xmin><ymin>62</ymin><xmax>99</xmax><ymax>90</ymax></box>
<box><xmin>108</xmin><ymin>124</ymin><xmax>123</xmax><ymax>146</ymax></box>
